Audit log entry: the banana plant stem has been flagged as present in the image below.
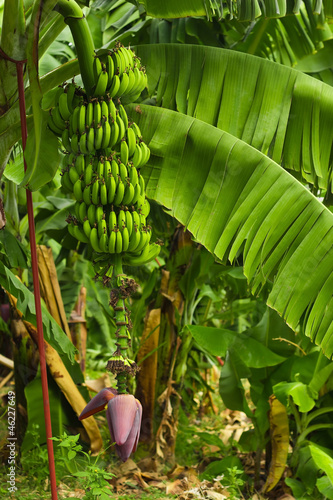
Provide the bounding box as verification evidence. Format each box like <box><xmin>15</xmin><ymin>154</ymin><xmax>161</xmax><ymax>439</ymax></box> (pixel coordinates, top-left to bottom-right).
<box><xmin>16</xmin><ymin>60</ymin><xmax>58</xmax><ymax>500</ymax></box>
<box><xmin>55</xmin><ymin>0</ymin><xmax>95</xmax><ymax>96</ymax></box>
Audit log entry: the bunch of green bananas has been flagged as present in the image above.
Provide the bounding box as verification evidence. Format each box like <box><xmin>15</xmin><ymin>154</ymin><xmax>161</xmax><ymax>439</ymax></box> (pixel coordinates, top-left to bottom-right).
<box><xmin>48</xmin><ymin>43</ymin><xmax>160</xmax><ymax>271</ymax></box>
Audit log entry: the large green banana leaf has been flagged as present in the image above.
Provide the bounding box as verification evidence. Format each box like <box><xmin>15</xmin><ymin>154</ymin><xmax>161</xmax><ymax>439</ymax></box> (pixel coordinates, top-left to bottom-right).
<box><xmin>138</xmin><ymin>0</ymin><xmax>333</xmax><ymax>21</ymax></box>
<box><xmin>136</xmin><ymin>43</ymin><xmax>333</xmax><ymax>193</ymax></box>
<box><xmin>126</xmin><ymin>104</ymin><xmax>333</xmax><ymax>358</ymax></box>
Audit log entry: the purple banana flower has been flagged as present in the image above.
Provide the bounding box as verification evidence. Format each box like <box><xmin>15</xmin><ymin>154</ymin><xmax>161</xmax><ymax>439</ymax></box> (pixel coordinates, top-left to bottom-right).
<box><xmin>79</xmin><ymin>389</ymin><xmax>142</xmax><ymax>462</ymax></box>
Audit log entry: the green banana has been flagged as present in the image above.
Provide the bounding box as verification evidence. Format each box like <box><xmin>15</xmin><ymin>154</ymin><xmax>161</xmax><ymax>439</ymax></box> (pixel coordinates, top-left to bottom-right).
<box><xmin>75</xmin><ymin>154</ymin><xmax>85</xmax><ymax>176</ymax></box>
<box><xmin>118</xmin><ymin>104</ymin><xmax>129</xmax><ymax>130</ymax></box>
<box><xmin>120</xmin><ymin>140</ymin><xmax>129</xmax><ymax>165</ymax></box>
<box><xmin>106</xmin><ymin>54</ymin><xmax>114</xmax><ymax>88</ymax></box>
<box><xmin>125</xmin><ymin>210</ymin><xmax>133</xmax><ymax>235</ymax></box>
<box><xmin>129</xmin><ymin>164</ymin><xmax>138</xmax><ymax>186</ymax></box>
<box><xmin>48</xmin><ymin>114</ymin><xmax>63</xmax><ymax>136</ymax></box>
<box><xmin>132</xmin><ymin>143</ymin><xmax>142</xmax><ymax>168</ymax></box>
<box><xmin>94</xmin><ymin>124</ymin><xmax>103</xmax><ymax>150</ymax></box>
<box><xmin>122</xmin><ymin>182</ymin><xmax>135</xmax><ymax>205</ymax></box>
<box><xmin>79</xmin><ymin>201</ymin><xmax>87</xmax><ymax>222</ymax></box>
<box><xmin>93</xmin><ymin>70</ymin><xmax>108</xmax><ymax>97</ymax></box>
<box><xmin>83</xmin><ymin>184</ymin><xmax>92</xmax><ymax>205</ymax></box>
<box><xmin>87</xmin><ymin>204</ymin><xmax>96</xmax><ymax>226</ymax></box>
<box><xmin>114</xmin><ymin>179</ymin><xmax>125</xmax><ymax>205</ymax></box>
<box><xmin>100</xmin><ymin>181</ymin><xmax>108</xmax><ymax>205</ymax></box>
<box><xmin>90</xmin><ymin>226</ymin><xmax>102</xmax><ymax>252</ymax></box>
<box><xmin>127</xmin><ymin>127</ymin><xmax>137</xmax><ymax>157</ymax></box>
<box><xmin>58</xmin><ymin>93</ymin><xmax>71</xmax><ymax>121</ymax></box>
<box><xmin>119</xmin><ymin>162</ymin><xmax>128</xmax><ymax>183</ymax></box>
<box><xmin>108</xmin><ymin>210</ymin><xmax>117</xmax><ymax>231</ymax></box>
<box><xmin>84</xmin><ymin>162</ymin><xmax>94</xmax><ymax>185</ymax></box>
<box><xmin>108</xmin><ymin>230</ymin><xmax>116</xmax><ymax>253</ymax></box>
<box><xmin>79</xmin><ymin>132</ymin><xmax>89</xmax><ymax>155</ymax></box>
<box><xmin>122</xmin><ymin>226</ymin><xmax>130</xmax><ymax>252</ymax></box>
<box><xmin>92</xmin><ymin>178</ymin><xmax>100</xmax><ymax>205</ymax></box>
<box><xmin>73</xmin><ymin>223</ymin><xmax>90</xmax><ymax>244</ymax></box>
<box><xmin>125</xmin><ymin>243</ymin><xmax>160</xmax><ymax>266</ymax></box>
<box><xmin>108</xmin><ymin>98</ymin><xmax>117</xmax><ymax>121</ymax></box>
<box><xmin>101</xmin><ymin>120</ymin><xmax>111</xmax><ymax>149</ymax></box>
<box><xmin>110</xmin><ymin>118</ymin><xmax>119</xmax><ymax>148</ymax></box>
<box><xmin>87</xmin><ymin>127</ymin><xmax>95</xmax><ymax>153</ymax></box>
<box><xmin>78</xmin><ymin>104</ymin><xmax>86</xmax><ymax>134</ymax></box>
<box><xmin>83</xmin><ymin>219</ymin><xmax>92</xmax><ymax>238</ymax></box>
<box><xmin>108</xmin><ymin>74</ymin><xmax>120</xmax><ymax>98</ymax></box>
<box><xmin>61</xmin><ymin>170</ymin><xmax>73</xmax><ymax>192</ymax></box>
<box><xmin>94</xmin><ymin>100</ymin><xmax>102</xmax><ymax>126</ymax></box>
<box><xmin>69</xmin><ymin>166</ymin><xmax>80</xmax><ymax>184</ymax></box>
<box><xmin>99</xmin><ymin>232</ymin><xmax>109</xmax><ymax>253</ymax></box>
<box><xmin>93</xmin><ymin>56</ymin><xmax>103</xmax><ymax>82</ymax></box>
<box><xmin>117</xmin><ymin>114</ymin><xmax>126</xmax><ymax>142</ymax></box>
<box><xmin>127</xmin><ymin>226</ymin><xmax>140</xmax><ymax>252</ymax></box>
<box><xmin>107</xmin><ymin>174</ymin><xmax>117</xmax><ymax>203</ymax></box>
<box><xmin>115</xmin><ymin>230</ymin><xmax>123</xmax><ymax>253</ymax></box>
<box><xmin>73</xmin><ymin>178</ymin><xmax>83</xmax><ymax>201</ymax></box>
<box><xmin>61</xmin><ymin>128</ymin><xmax>71</xmax><ymax>151</ymax></box>
<box><xmin>118</xmin><ymin>209</ymin><xmax>126</xmax><ymax>230</ymax></box>
<box><xmin>86</xmin><ymin>101</ymin><xmax>94</xmax><ymax>128</ymax></box>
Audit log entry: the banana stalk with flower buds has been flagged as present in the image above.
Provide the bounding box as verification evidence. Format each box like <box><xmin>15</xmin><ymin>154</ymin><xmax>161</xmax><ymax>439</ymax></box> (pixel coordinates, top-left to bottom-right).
<box><xmin>54</xmin><ymin>0</ymin><xmax>160</xmax><ymax>461</ymax></box>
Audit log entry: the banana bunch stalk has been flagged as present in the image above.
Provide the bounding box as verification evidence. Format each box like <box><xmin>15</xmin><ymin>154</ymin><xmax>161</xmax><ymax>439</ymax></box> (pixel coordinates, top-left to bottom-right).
<box><xmin>48</xmin><ymin>42</ymin><xmax>160</xmax><ymax>400</ymax></box>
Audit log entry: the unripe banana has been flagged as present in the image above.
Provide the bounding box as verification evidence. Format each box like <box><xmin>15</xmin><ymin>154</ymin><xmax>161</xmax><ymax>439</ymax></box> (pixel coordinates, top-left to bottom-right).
<box><xmin>58</xmin><ymin>93</ymin><xmax>71</xmax><ymax>121</ymax></box>
<box><xmin>109</xmin><ymin>74</ymin><xmax>120</xmax><ymax>98</ymax></box>
<box><xmin>127</xmin><ymin>226</ymin><xmax>140</xmax><ymax>252</ymax></box>
<box><xmin>83</xmin><ymin>218</ymin><xmax>92</xmax><ymax>238</ymax></box>
<box><xmin>125</xmin><ymin>68</ymin><xmax>136</xmax><ymax>95</ymax></box>
<box><xmin>73</xmin><ymin>178</ymin><xmax>83</xmax><ymax>201</ymax></box>
<box><xmin>90</xmin><ymin>226</ymin><xmax>101</xmax><ymax>252</ymax></box>
<box><xmin>132</xmin><ymin>143</ymin><xmax>142</xmax><ymax>168</ymax></box>
<box><xmin>48</xmin><ymin>114</ymin><xmax>63</xmax><ymax>136</ymax></box>
<box><xmin>108</xmin><ymin>230</ymin><xmax>116</xmax><ymax>253</ymax></box>
<box><xmin>79</xmin><ymin>201</ymin><xmax>88</xmax><ymax>222</ymax></box>
<box><xmin>66</xmin><ymin>83</ymin><xmax>77</xmax><ymax>114</ymax></box>
<box><xmin>135</xmin><ymin>229</ymin><xmax>149</xmax><ymax>253</ymax></box>
<box><xmin>115</xmin><ymin>230</ymin><xmax>123</xmax><ymax>253</ymax></box>
<box><xmin>104</xmin><ymin>160</ymin><xmax>112</xmax><ymax>179</ymax></box>
<box><xmin>98</xmin><ymin>217</ymin><xmax>107</xmax><ymax>238</ymax></box>
<box><xmin>118</xmin><ymin>209</ymin><xmax>126</xmax><ymax>230</ymax></box>
<box><xmin>97</xmin><ymin>159</ymin><xmax>104</xmax><ymax>178</ymax></box>
<box><xmin>93</xmin><ymin>56</ymin><xmax>103</xmax><ymax>82</ymax></box>
<box><xmin>119</xmin><ymin>162</ymin><xmax>128</xmax><ymax>183</ymax></box>
<box><xmin>117</xmin><ymin>71</ymin><xmax>130</xmax><ymax>97</ymax></box>
<box><xmin>129</xmin><ymin>164</ymin><xmax>138</xmax><ymax>186</ymax></box>
<box><xmin>78</xmin><ymin>104</ymin><xmax>86</xmax><ymax>134</ymax></box>
<box><xmin>84</xmin><ymin>162</ymin><xmax>94</xmax><ymax>185</ymax></box>
<box><xmin>79</xmin><ymin>132</ymin><xmax>89</xmax><ymax>155</ymax></box>
<box><xmin>131</xmin><ymin>121</ymin><xmax>142</xmax><ymax>139</ymax></box>
<box><xmin>114</xmin><ymin>179</ymin><xmax>125</xmax><ymax>205</ymax></box>
<box><xmin>118</xmin><ymin>104</ymin><xmax>129</xmax><ymax>130</ymax></box>
<box><xmin>74</xmin><ymin>201</ymin><xmax>81</xmax><ymax>220</ymax></box>
<box><xmin>107</xmin><ymin>175</ymin><xmax>117</xmax><ymax>203</ymax></box>
<box><xmin>52</xmin><ymin>106</ymin><xmax>67</xmax><ymax>130</ymax></box>
<box><xmin>75</xmin><ymin>154</ymin><xmax>85</xmax><ymax>176</ymax></box>
<box><xmin>94</xmin><ymin>124</ymin><xmax>103</xmax><ymax>150</ymax></box>
<box><xmin>86</xmin><ymin>101</ymin><xmax>94</xmax><ymax>128</ymax></box>
<box><xmin>108</xmin><ymin>98</ymin><xmax>117</xmax><ymax>121</ymax></box>
<box><xmin>87</xmin><ymin>204</ymin><xmax>96</xmax><ymax>226</ymax></box>
<box><xmin>110</xmin><ymin>118</ymin><xmax>120</xmax><ymax>148</ymax></box>
<box><xmin>122</xmin><ymin>182</ymin><xmax>135</xmax><ymax>205</ymax></box>
<box><xmin>101</xmin><ymin>120</ymin><xmax>111</xmax><ymax>149</ymax></box>
<box><xmin>138</xmin><ymin>173</ymin><xmax>145</xmax><ymax>194</ymax></box>
<box><xmin>95</xmin><ymin>205</ymin><xmax>104</xmax><ymax>223</ymax></box>
<box><xmin>106</xmin><ymin>54</ymin><xmax>114</xmax><ymax>88</ymax></box>
<box><xmin>70</xmin><ymin>132</ymin><xmax>79</xmax><ymax>154</ymax></box>
<box><xmin>73</xmin><ymin>223</ymin><xmax>90</xmax><ymax>244</ymax></box>
<box><xmin>120</xmin><ymin>140</ymin><xmax>129</xmax><ymax>165</ymax></box>
<box><xmin>61</xmin><ymin>128</ymin><xmax>71</xmax><ymax>151</ymax></box>
<box><xmin>93</xmin><ymin>70</ymin><xmax>108</xmax><ymax>97</ymax></box>
<box><xmin>111</xmin><ymin>159</ymin><xmax>119</xmax><ymax>178</ymax></box>
<box><xmin>108</xmin><ymin>210</ymin><xmax>117</xmax><ymax>231</ymax></box>
<box><xmin>83</xmin><ymin>184</ymin><xmax>92</xmax><ymax>205</ymax></box>
<box><xmin>127</xmin><ymin>127</ymin><xmax>137</xmax><ymax>157</ymax></box>
<box><xmin>117</xmin><ymin>114</ymin><xmax>126</xmax><ymax>142</ymax></box>
<box><xmin>132</xmin><ymin>183</ymin><xmax>141</xmax><ymax>205</ymax></box>
<box><xmin>92</xmin><ymin>178</ymin><xmax>100</xmax><ymax>205</ymax></box>
<box><xmin>132</xmin><ymin>210</ymin><xmax>141</xmax><ymax>231</ymax></box>
<box><xmin>94</xmin><ymin>100</ymin><xmax>102</xmax><ymax>126</ymax></box>
<box><xmin>125</xmin><ymin>210</ymin><xmax>133</xmax><ymax>236</ymax></box>
<box><xmin>87</xmin><ymin>127</ymin><xmax>95</xmax><ymax>153</ymax></box>
<box><xmin>70</xmin><ymin>106</ymin><xmax>80</xmax><ymax>135</ymax></box>
<box><xmin>140</xmin><ymin>141</ymin><xmax>151</xmax><ymax>165</ymax></box>
<box><xmin>100</xmin><ymin>181</ymin><xmax>108</xmax><ymax>205</ymax></box>
<box><xmin>69</xmin><ymin>166</ymin><xmax>80</xmax><ymax>184</ymax></box>
<box><xmin>101</xmin><ymin>100</ymin><xmax>109</xmax><ymax>120</ymax></box>
<box><xmin>122</xmin><ymin>226</ymin><xmax>130</xmax><ymax>252</ymax></box>
<box><xmin>99</xmin><ymin>232</ymin><xmax>109</xmax><ymax>253</ymax></box>
<box><xmin>61</xmin><ymin>170</ymin><xmax>73</xmax><ymax>192</ymax></box>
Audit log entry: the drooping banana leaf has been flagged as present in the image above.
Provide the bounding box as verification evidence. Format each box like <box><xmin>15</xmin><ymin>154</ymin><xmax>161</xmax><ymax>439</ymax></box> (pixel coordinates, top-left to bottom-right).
<box><xmin>138</xmin><ymin>0</ymin><xmax>333</xmax><ymax>21</ymax></box>
<box><xmin>136</xmin><ymin>43</ymin><xmax>333</xmax><ymax>192</ymax></box>
<box><xmin>126</xmin><ymin>104</ymin><xmax>333</xmax><ymax>358</ymax></box>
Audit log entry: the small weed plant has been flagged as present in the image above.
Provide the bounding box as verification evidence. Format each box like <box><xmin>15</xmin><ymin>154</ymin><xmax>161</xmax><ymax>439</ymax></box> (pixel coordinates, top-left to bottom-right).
<box><xmin>21</xmin><ymin>425</ymin><xmax>114</xmax><ymax>499</ymax></box>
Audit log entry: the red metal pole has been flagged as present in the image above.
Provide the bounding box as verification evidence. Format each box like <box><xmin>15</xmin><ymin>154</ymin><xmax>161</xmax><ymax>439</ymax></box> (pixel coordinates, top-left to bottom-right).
<box><xmin>16</xmin><ymin>60</ymin><xmax>58</xmax><ymax>500</ymax></box>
